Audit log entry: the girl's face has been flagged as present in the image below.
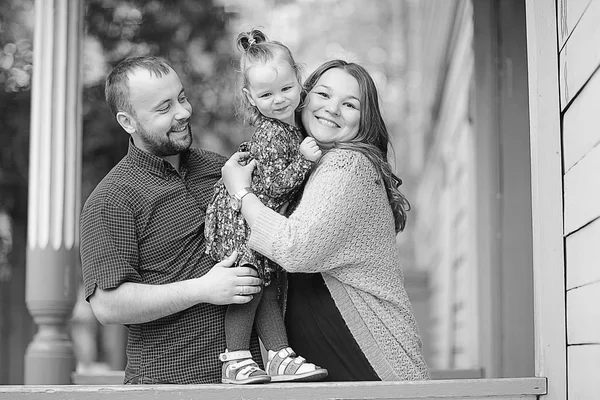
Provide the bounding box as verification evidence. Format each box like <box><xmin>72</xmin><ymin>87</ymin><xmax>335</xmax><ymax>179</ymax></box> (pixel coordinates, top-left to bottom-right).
<box><xmin>243</xmin><ymin>60</ymin><xmax>301</xmax><ymax>126</ymax></box>
<box><xmin>301</xmin><ymin>68</ymin><xmax>361</xmax><ymax>150</ymax></box>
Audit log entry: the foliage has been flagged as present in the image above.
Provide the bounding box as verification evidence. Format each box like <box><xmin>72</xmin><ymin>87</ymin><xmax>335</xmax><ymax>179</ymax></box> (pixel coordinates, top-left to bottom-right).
<box><xmin>0</xmin><ymin>0</ymin><xmax>247</xmax><ymax>265</ymax></box>
<box><xmin>0</xmin><ymin>0</ymin><xmax>33</xmax><ymax>220</ymax></box>
<box><xmin>82</xmin><ymin>0</ymin><xmax>248</xmax><ymax>200</ymax></box>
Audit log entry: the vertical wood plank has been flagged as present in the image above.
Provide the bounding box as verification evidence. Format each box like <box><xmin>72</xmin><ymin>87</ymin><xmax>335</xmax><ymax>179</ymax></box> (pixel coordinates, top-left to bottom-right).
<box><xmin>496</xmin><ymin>0</ymin><xmax>535</xmax><ymax>378</ymax></box>
<box><xmin>524</xmin><ymin>1</ymin><xmax>567</xmax><ymax>400</ymax></box>
<box><xmin>472</xmin><ymin>0</ymin><xmax>502</xmax><ymax>378</ymax></box>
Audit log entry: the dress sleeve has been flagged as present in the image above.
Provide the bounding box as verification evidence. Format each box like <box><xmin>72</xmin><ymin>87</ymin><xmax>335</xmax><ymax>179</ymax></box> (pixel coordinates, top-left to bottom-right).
<box><xmin>248</xmin><ymin>151</ymin><xmax>374</xmax><ymax>273</ymax></box>
<box><xmin>250</xmin><ymin>122</ymin><xmax>313</xmax><ymax>199</ymax></box>
<box><xmin>80</xmin><ymin>191</ymin><xmax>142</xmax><ymax>301</ymax></box>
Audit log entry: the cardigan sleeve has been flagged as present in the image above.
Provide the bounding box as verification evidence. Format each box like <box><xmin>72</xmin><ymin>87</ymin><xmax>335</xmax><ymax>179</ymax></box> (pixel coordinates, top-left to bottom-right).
<box><xmin>248</xmin><ymin>150</ymin><xmax>381</xmax><ymax>273</ymax></box>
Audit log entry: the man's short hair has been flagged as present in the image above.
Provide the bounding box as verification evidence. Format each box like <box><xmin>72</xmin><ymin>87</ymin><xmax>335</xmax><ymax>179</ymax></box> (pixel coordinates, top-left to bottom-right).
<box><xmin>105</xmin><ymin>56</ymin><xmax>173</xmax><ymax>116</ymax></box>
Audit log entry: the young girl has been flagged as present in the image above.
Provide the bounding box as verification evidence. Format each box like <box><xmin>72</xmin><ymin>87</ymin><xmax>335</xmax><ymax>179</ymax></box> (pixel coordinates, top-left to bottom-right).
<box><xmin>204</xmin><ymin>29</ymin><xmax>327</xmax><ymax>385</ymax></box>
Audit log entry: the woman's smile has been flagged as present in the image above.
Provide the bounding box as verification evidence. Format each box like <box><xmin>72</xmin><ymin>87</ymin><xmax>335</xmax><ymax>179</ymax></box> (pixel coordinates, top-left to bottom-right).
<box><xmin>316</xmin><ymin>116</ymin><xmax>340</xmax><ymax>128</ymax></box>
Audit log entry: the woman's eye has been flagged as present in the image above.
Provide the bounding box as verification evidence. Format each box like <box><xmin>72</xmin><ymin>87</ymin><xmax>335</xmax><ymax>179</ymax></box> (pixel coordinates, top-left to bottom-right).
<box><xmin>158</xmin><ymin>104</ymin><xmax>170</xmax><ymax>112</ymax></box>
<box><xmin>179</xmin><ymin>95</ymin><xmax>187</xmax><ymax>103</ymax></box>
<box><xmin>316</xmin><ymin>91</ymin><xmax>329</xmax><ymax>98</ymax></box>
<box><xmin>344</xmin><ymin>102</ymin><xmax>358</xmax><ymax>109</ymax></box>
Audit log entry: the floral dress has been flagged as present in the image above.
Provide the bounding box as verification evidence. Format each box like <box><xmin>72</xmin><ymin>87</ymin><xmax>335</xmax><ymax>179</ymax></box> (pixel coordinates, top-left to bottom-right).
<box><xmin>204</xmin><ymin>117</ymin><xmax>313</xmax><ymax>285</ymax></box>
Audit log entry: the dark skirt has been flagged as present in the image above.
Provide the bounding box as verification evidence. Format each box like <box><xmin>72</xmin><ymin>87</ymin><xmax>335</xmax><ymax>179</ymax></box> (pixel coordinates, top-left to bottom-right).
<box><xmin>285</xmin><ymin>272</ymin><xmax>380</xmax><ymax>381</ymax></box>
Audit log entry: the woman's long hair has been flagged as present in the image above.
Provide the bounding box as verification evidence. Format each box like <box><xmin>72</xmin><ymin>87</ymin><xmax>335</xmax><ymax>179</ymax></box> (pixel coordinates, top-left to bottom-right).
<box><xmin>301</xmin><ymin>60</ymin><xmax>411</xmax><ymax>232</ymax></box>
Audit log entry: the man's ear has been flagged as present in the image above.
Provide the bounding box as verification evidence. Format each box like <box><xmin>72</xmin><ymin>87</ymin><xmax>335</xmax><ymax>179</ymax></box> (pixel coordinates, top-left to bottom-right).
<box><xmin>116</xmin><ymin>111</ymin><xmax>136</xmax><ymax>134</ymax></box>
<box><xmin>242</xmin><ymin>88</ymin><xmax>256</xmax><ymax>107</ymax></box>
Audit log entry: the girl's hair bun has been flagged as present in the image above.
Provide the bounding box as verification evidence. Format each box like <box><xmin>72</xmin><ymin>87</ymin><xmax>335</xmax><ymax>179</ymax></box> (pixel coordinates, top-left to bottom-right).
<box><xmin>236</xmin><ymin>28</ymin><xmax>268</xmax><ymax>52</ymax></box>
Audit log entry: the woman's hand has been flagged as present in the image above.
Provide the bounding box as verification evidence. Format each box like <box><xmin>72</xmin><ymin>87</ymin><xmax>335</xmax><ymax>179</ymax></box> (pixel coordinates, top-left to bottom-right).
<box><xmin>222</xmin><ymin>152</ymin><xmax>257</xmax><ymax>195</ymax></box>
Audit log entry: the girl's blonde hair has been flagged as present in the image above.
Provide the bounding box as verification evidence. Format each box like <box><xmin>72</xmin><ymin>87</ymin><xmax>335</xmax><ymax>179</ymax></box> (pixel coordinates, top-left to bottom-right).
<box><xmin>236</xmin><ymin>28</ymin><xmax>303</xmax><ymax>126</ymax></box>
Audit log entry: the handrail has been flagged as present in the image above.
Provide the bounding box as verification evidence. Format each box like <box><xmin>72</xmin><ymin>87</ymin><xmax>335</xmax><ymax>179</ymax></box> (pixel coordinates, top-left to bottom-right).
<box><xmin>0</xmin><ymin>377</ymin><xmax>547</xmax><ymax>400</ymax></box>
<box><xmin>70</xmin><ymin>368</ymin><xmax>485</xmax><ymax>385</ymax></box>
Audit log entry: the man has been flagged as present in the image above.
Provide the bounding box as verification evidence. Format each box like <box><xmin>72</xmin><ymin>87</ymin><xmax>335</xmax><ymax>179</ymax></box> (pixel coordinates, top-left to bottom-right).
<box><xmin>80</xmin><ymin>56</ymin><xmax>262</xmax><ymax>384</ymax></box>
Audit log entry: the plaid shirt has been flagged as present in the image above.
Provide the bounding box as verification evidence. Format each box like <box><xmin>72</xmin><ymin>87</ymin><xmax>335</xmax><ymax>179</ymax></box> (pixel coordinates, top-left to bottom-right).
<box><xmin>80</xmin><ymin>140</ymin><xmax>261</xmax><ymax>384</ymax></box>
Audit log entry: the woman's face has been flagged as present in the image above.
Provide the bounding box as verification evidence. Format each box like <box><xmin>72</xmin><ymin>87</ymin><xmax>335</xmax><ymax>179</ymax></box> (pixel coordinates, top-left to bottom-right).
<box><xmin>301</xmin><ymin>68</ymin><xmax>361</xmax><ymax>149</ymax></box>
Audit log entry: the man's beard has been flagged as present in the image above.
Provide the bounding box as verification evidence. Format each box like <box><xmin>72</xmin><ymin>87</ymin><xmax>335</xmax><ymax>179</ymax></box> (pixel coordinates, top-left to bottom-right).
<box><xmin>138</xmin><ymin>123</ymin><xmax>193</xmax><ymax>157</ymax></box>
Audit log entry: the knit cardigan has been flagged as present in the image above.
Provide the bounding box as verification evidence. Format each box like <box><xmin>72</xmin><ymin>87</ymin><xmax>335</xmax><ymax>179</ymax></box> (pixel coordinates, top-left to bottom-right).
<box><xmin>248</xmin><ymin>148</ymin><xmax>430</xmax><ymax>381</ymax></box>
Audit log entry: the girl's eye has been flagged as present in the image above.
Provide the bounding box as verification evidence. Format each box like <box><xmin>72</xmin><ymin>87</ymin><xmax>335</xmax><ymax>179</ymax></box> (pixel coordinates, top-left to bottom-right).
<box><xmin>315</xmin><ymin>91</ymin><xmax>329</xmax><ymax>98</ymax></box>
<box><xmin>259</xmin><ymin>93</ymin><xmax>271</xmax><ymax>99</ymax></box>
<box><xmin>344</xmin><ymin>102</ymin><xmax>358</xmax><ymax>110</ymax></box>
<box><xmin>282</xmin><ymin>86</ymin><xmax>292</xmax><ymax>92</ymax></box>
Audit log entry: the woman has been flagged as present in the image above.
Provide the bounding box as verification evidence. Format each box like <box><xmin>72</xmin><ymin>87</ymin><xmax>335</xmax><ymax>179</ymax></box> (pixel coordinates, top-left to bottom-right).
<box><xmin>222</xmin><ymin>59</ymin><xmax>429</xmax><ymax>381</ymax></box>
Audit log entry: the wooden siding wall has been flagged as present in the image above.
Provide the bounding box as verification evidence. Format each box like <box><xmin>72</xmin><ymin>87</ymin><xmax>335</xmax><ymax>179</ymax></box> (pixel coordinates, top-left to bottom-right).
<box><xmin>559</xmin><ymin>0</ymin><xmax>600</xmax><ymax>398</ymax></box>
<box><xmin>410</xmin><ymin>0</ymin><xmax>480</xmax><ymax>370</ymax></box>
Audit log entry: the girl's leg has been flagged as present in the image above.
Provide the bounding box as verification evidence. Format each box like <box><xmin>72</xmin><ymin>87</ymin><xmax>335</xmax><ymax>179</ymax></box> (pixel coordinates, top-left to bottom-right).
<box><xmin>222</xmin><ymin>288</ymin><xmax>271</xmax><ymax>384</ymax></box>
<box><xmin>254</xmin><ymin>282</ymin><xmax>288</xmax><ymax>351</ymax></box>
<box><xmin>225</xmin><ymin>288</ymin><xmax>263</xmax><ymax>351</ymax></box>
<box><xmin>255</xmin><ymin>283</ymin><xmax>328</xmax><ymax>382</ymax></box>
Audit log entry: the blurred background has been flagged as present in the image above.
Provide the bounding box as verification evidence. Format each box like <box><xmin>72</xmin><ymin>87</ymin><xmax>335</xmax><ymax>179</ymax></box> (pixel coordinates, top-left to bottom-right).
<box><xmin>0</xmin><ymin>0</ymin><xmax>536</xmax><ymax>384</ymax></box>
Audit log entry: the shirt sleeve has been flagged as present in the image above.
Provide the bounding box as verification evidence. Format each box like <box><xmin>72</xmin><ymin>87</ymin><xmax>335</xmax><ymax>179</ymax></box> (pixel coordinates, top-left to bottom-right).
<box><xmin>250</xmin><ymin>122</ymin><xmax>313</xmax><ymax>199</ymax></box>
<box><xmin>248</xmin><ymin>151</ymin><xmax>375</xmax><ymax>273</ymax></box>
<box><xmin>80</xmin><ymin>190</ymin><xmax>142</xmax><ymax>301</ymax></box>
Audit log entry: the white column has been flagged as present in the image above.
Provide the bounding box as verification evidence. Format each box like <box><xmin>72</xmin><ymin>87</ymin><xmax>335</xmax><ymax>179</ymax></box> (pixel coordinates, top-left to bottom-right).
<box><xmin>25</xmin><ymin>0</ymin><xmax>82</xmax><ymax>384</ymax></box>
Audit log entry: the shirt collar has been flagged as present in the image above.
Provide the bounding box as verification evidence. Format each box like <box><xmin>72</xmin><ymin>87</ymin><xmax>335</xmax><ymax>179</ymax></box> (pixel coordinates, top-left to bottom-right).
<box><xmin>127</xmin><ymin>139</ymin><xmax>190</xmax><ymax>178</ymax></box>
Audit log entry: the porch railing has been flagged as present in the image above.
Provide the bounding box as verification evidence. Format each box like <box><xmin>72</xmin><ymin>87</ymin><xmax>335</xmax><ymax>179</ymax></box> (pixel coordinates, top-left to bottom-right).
<box><xmin>0</xmin><ymin>377</ymin><xmax>546</xmax><ymax>400</ymax></box>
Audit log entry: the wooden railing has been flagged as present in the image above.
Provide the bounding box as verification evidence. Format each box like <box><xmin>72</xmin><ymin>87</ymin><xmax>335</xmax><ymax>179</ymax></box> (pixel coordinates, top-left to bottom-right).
<box><xmin>70</xmin><ymin>368</ymin><xmax>485</xmax><ymax>385</ymax></box>
<box><xmin>0</xmin><ymin>377</ymin><xmax>547</xmax><ymax>400</ymax></box>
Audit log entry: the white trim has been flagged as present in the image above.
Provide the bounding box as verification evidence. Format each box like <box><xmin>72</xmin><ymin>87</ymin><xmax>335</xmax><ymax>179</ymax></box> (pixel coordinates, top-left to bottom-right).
<box><xmin>525</xmin><ymin>1</ymin><xmax>567</xmax><ymax>399</ymax></box>
<box><xmin>4</xmin><ymin>378</ymin><xmax>547</xmax><ymax>399</ymax></box>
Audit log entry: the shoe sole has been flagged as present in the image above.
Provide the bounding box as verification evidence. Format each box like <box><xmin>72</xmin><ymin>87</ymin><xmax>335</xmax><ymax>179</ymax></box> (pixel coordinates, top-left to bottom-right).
<box><xmin>222</xmin><ymin>376</ymin><xmax>271</xmax><ymax>385</ymax></box>
<box><xmin>269</xmin><ymin>369</ymin><xmax>328</xmax><ymax>383</ymax></box>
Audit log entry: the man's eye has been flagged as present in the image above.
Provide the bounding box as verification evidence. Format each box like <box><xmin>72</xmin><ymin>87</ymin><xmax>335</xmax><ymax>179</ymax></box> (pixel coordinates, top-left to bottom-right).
<box><xmin>158</xmin><ymin>104</ymin><xmax>170</xmax><ymax>112</ymax></box>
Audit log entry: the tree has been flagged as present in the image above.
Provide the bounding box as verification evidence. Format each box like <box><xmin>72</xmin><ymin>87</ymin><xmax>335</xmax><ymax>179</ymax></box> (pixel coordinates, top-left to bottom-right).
<box><xmin>82</xmin><ymin>0</ymin><xmax>247</xmax><ymax>200</ymax></box>
<box><xmin>0</xmin><ymin>0</ymin><xmax>242</xmax><ymax>382</ymax></box>
<box><xmin>0</xmin><ymin>0</ymin><xmax>35</xmax><ymax>385</ymax></box>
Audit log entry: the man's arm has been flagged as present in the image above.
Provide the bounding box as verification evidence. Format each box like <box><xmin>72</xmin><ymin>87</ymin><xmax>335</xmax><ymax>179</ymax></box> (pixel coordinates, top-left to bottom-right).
<box><xmin>90</xmin><ymin>252</ymin><xmax>261</xmax><ymax>325</ymax></box>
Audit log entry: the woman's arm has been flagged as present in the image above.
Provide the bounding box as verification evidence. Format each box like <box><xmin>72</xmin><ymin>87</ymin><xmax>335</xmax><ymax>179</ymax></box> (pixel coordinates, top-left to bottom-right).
<box><xmin>223</xmin><ymin>150</ymin><xmax>372</xmax><ymax>273</ymax></box>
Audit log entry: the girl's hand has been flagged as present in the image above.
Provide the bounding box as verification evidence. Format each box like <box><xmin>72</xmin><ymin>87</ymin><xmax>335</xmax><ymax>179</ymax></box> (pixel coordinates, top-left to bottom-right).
<box><xmin>222</xmin><ymin>152</ymin><xmax>257</xmax><ymax>195</ymax></box>
<box><xmin>299</xmin><ymin>137</ymin><xmax>322</xmax><ymax>162</ymax></box>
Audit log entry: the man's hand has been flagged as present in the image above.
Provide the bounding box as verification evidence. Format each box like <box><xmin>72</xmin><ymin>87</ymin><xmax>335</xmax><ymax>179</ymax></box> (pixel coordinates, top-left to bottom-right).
<box><xmin>89</xmin><ymin>251</ymin><xmax>262</xmax><ymax>325</ymax></box>
<box><xmin>197</xmin><ymin>251</ymin><xmax>262</xmax><ymax>305</ymax></box>
<box><xmin>299</xmin><ymin>137</ymin><xmax>322</xmax><ymax>162</ymax></box>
